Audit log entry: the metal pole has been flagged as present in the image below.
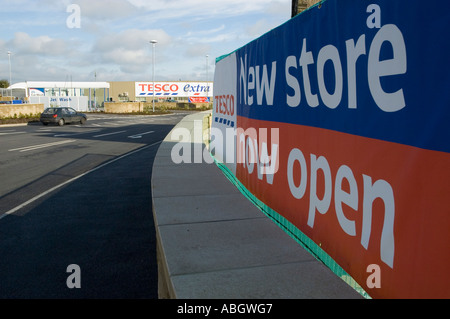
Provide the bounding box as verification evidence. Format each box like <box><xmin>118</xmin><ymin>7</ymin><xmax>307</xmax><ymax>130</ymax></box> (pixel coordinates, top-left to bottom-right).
<box><xmin>150</xmin><ymin>40</ymin><xmax>157</xmax><ymax>112</ymax></box>
<box><xmin>206</xmin><ymin>54</ymin><xmax>209</xmax><ymax>99</ymax></box>
<box><xmin>7</xmin><ymin>51</ymin><xmax>12</xmax><ymax>86</ymax></box>
<box><xmin>94</xmin><ymin>72</ymin><xmax>97</xmax><ymax>110</ymax></box>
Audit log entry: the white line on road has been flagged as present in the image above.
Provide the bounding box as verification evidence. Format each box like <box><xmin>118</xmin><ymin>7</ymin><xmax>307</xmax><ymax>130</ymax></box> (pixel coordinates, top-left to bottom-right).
<box><xmin>0</xmin><ymin>131</ymin><xmax>26</xmax><ymax>136</ymax></box>
<box><xmin>128</xmin><ymin>131</ymin><xmax>154</xmax><ymax>139</ymax></box>
<box><xmin>8</xmin><ymin>140</ymin><xmax>77</xmax><ymax>152</ymax></box>
<box><xmin>0</xmin><ymin>141</ymin><xmax>163</xmax><ymax>219</ymax></box>
<box><xmin>93</xmin><ymin>130</ymin><xmax>127</xmax><ymax>138</ymax></box>
<box><xmin>54</xmin><ymin>129</ymin><xmax>101</xmax><ymax>137</ymax></box>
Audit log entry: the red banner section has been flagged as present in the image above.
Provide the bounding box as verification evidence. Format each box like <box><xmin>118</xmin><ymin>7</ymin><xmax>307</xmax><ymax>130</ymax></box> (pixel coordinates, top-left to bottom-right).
<box><xmin>213</xmin><ymin>0</ymin><xmax>450</xmax><ymax>298</ymax></box>
<box><xmin>189</xmin><ymin>96</ymin><xmax>210</xmax><ymax>103</ymax></box>
<box><xmin>236</xmin><ymin>116</ymin><xmax>450</xmax><ymax>298</ymax></box>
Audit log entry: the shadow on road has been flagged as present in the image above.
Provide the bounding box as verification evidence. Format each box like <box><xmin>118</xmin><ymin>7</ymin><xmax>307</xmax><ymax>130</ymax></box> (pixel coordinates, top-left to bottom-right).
<box><xmin>0</xmin><ymin>120</ymin><xmax>181</xmax><ymax>298</ymax></box>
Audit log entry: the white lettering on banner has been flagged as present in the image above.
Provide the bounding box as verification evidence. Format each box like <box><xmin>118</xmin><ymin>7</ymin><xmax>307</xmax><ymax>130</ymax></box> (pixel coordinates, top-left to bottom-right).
<box><xmin>345</xmin><ymin>35</ymin><xmax>366</xmax><ymax>109</ymax></box>
<box><xmin>286</xmin><ymin>56</ymin><xmax>301</xmax><ymax>107</ymax></box>
<box><xmin>240</xmin><ymin>23</ymin><xmax>407</xmax><ymax>112</ymax></box>
<box><xmin>236</xmin><ymin>127</ymin><xmax>280</xmax><ymax>184</ymax></box>
<box><xmin>210</xmin><ymin>123</ymin><xmax>395</xmax><ymax>267</ymax></box>
<box><xmin>335</xmin><ymin>165</ymin><xmax>358</xmax><ymax>236</ymax></box>
<box><xmin>239</xmin><ymin>55</ymin><xmax>277</xmax><ymax>106</ymax></box>
<box><xmin>317</xmin><ymin>45</ymin><xmax>343</xmax><ymax>109</ymax></box>
<box><xmin>136</xmin><ymin>82</ymin><xmax>213</xmax><ymax>97</ymax></box>
<box><xmin>299</xmin><ymin>38</ymin><xmax>319</xmax><ymax>107</ymax></box>
<box><xmin>287</xmin><ymin>148</ymin><xmax>395</xmax><ymax>268</ymax></box>
<box><xmin>368</xmin><ymin>25</ymin><xmax>407</xmax><ymax>112</ymax></box>
<box><xmin>285</xmin><ymin>24</ymin><xmax>406</xmax><ymax>112</ymax></box>
<box><xmin>215</xmin><ymin>6</ymin><xmax>403</xmax><ymax>270</ymax></box>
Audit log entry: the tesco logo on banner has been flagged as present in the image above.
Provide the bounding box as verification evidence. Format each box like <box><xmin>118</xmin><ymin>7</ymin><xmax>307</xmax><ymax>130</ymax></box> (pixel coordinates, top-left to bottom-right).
<box><xmin>137</xmin><ymin>83</ymin><xmax>180</xmax><ymax>96</ymax></box>
<box><xmin>215</xmin><ymin>95</ymin><xmax>235</xmax><ymax>116</ymax></box>
<box><xmin>136</xmin><ymin>82</ymin><xmax>213</xmax><ymax>97</ymax></box>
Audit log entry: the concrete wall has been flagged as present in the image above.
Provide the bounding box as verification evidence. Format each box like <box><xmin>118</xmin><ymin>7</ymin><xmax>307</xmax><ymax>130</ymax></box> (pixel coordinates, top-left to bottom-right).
<box><xmin>104</xmin><ymin>102</ymin><xmax>144</xmax><ymax>113</ymax></box>
<box><xmin>109</xmin><ymin>81</ymin><xmax>136</xmax><ymax>102</ymax></box>
<box><xmin>104</xmin><ymin>101</ymin><xmax>211</xmax><ymax>113</ymax></box>
<box><xmin>175</xmin><ymin>102</ymin><xmax>211</xmax><ymax>109</ymax></box>
<box><xmin>0</xmin><ymin>104</ymin><xmax>45</xmax><ymax>118</ymax></box>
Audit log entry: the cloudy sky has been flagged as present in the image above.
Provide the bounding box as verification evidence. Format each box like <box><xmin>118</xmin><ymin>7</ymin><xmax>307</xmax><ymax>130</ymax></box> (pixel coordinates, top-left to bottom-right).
<box><xmin>0</xmin><ymin>0</ymin><xmax>291</xmax><ymax>85</ymax></box>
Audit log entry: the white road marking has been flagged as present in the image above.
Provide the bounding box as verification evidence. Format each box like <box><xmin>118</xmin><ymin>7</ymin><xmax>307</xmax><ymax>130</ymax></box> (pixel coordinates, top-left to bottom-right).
<box><xmin>54</xmin><ymin>129</ymin><xmax>101</xmax><ymax>137</ymax></box>
<box><xmin>0</xmin><ymin>141</ymin><xmax>162</xmax><ymax>219</ymax></box>
<box><xmin>8</xmin><ymin>140</ymin><xmax>76</xmax><ymax>152</ymax></box>
<box><xmin>0</xmin><ymin>131</ymin><xmax>26</xmax><ymax>136</ymax></box>
<box><xmin>128</xmin><ymin>131</ymin><xmax>154</xmax><ymax>139</ymax></box>
<box><xmin>93</xmin><ymin>130</ymin><xmax>126</xmax><ymax>138</ymax></box>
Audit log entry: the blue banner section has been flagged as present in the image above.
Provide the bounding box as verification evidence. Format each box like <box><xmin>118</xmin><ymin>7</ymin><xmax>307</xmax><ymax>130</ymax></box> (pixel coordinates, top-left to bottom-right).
<box><xmin>235</xmin><ymin>0</ymin><xmax>450</xmax><ymax>153</ymax></box>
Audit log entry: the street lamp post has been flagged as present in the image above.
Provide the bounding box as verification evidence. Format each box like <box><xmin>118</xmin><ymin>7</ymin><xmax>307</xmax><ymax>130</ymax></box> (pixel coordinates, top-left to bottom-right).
<box><xmin>7</xmin><ymin>51</ymin><xmax>12</xmax><ymax>86</ymax></box>
<box><xmin>206</xmin><ymin>54</ymin><xmax>209</xmax><ymax>100</ymax></box>
<box><xmin>150</xmin><ymin>40</ymin><xmax>157</xmax><ymax>112</ymax></box>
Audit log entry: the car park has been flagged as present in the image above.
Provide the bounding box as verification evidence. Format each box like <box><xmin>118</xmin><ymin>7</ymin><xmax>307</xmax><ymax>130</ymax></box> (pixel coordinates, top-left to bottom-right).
<box><xmin>40</xmin><ymin>107</ymin><xmax>87</xmax><ymax>126</ymax></box>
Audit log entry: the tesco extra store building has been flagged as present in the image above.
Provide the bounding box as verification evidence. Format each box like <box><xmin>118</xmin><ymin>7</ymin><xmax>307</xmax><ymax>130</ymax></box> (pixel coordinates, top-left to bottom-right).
<box><xmin>109</xmin><ymin>81</ymin><xmax>213</xmax><ymax>103</ymax></box>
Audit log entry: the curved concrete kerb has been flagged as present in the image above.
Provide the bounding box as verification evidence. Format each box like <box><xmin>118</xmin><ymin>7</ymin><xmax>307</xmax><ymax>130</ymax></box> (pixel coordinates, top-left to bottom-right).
<box><xmin>151</xmin><ymin>111</ymin><xmax>363</xmax><ymax>299</ymax></box>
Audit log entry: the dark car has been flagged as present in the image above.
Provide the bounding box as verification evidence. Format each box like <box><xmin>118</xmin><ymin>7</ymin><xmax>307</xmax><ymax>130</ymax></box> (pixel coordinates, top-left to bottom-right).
<box><xmin>40</xmin><ymin>107</ymin><xmax>87</xmax><ymax>126</ymax></box>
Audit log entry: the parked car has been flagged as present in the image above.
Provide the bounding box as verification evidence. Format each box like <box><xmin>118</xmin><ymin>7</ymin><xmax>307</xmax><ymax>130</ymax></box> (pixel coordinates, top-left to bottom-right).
<box><xmin>40</xmin><ymin>107</ymin><xmax>87</xmax><ymax>126</ymax></box>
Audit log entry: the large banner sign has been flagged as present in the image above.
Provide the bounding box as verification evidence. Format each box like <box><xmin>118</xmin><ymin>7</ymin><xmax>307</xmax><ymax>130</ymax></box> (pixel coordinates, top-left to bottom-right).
<box><xmin>135</xmin><ymin>82</ymin><xmax>213</xmax><ymax>98</ymax></box>
<box><xmin>212</xmin><ymin>0</ymin><xmax>450</xmax><ymax>298</ymax></box>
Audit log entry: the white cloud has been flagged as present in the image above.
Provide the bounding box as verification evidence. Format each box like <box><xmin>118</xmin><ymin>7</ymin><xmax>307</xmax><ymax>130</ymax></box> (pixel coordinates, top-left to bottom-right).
<box><xmin>94</xmin><ymin>29</ymin><xmax>172</xmax><ymax>52</ymax></box>
<box><xmin>184</xmin><ymin>44</ymin><xmax>212</xmax><ymax>58</ymax></box>
<box><xmin>246</xmin><ymin>19</ymin><xmax>272</xmax><ymax>38</ymax></box>
<box><xmin>129</xmin><ymin>0</ymin><xmax>289</xmax><ymax>18</ymax></box>
<box><xmin>0</xmin><ymin>0</ymin><xmax>291</xmax><ymax>83</ymax></box>
<box><xmin>10</xmin><ymin>32</ymin><xmax>70</xmax><ymax>56</ymax></box>
<box><xmin>74</xmin><ymin>0</ymin><xmax>139</xmax><ymax>20</ymax></box>
<box><xmin>104</xmin><ymin>48</ymin><xmax>145</xmax><ymax>63</ymax></box>
<box><xmin>91</xmin><ymin>28</ymin><xmax>173</xmax><ymax>75</ymax></box>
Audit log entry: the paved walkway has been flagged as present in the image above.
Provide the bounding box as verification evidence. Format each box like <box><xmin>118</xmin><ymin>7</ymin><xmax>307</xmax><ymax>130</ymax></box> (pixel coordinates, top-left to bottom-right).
<box><xmin>151</xmin><ymin>111</ymin><xmax>362</xmax><ymax>299</ymax></box>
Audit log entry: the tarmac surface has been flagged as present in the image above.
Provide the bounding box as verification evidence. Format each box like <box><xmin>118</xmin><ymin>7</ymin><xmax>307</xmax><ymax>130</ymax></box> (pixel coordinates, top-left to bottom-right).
<box><xmin>0</xmin><ymin>112</ymin><xmax>188</xmax><ymax>298</ymax></box>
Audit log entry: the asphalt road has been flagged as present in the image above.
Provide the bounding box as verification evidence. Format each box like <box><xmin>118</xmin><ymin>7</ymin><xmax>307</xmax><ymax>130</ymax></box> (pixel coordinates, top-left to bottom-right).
<box><xmin>0</xmin><ymin>111</ymin><xmax>189</xmax><ymax>299</ymax></box>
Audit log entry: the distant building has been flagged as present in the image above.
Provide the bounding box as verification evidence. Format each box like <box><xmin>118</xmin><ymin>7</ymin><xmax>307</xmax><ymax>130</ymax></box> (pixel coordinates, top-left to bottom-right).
<box><xmin>109</xmin><ymin>81</ymin><xmax>213</xmax><ymax>104</ymax></box>
<box><xmin>8</xmin><ymin>81</ymin><xmax>110</xmax><ymax>111</ymax></box>
<box><xmin>292</xmin><ymin>0</ymin><xmax>321</xmax><ymax>17</ymax></box>
<box><xmin>6</xmin><ymin>80</ymin><xmax>213</xmax><ymax>111</ymax></box>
